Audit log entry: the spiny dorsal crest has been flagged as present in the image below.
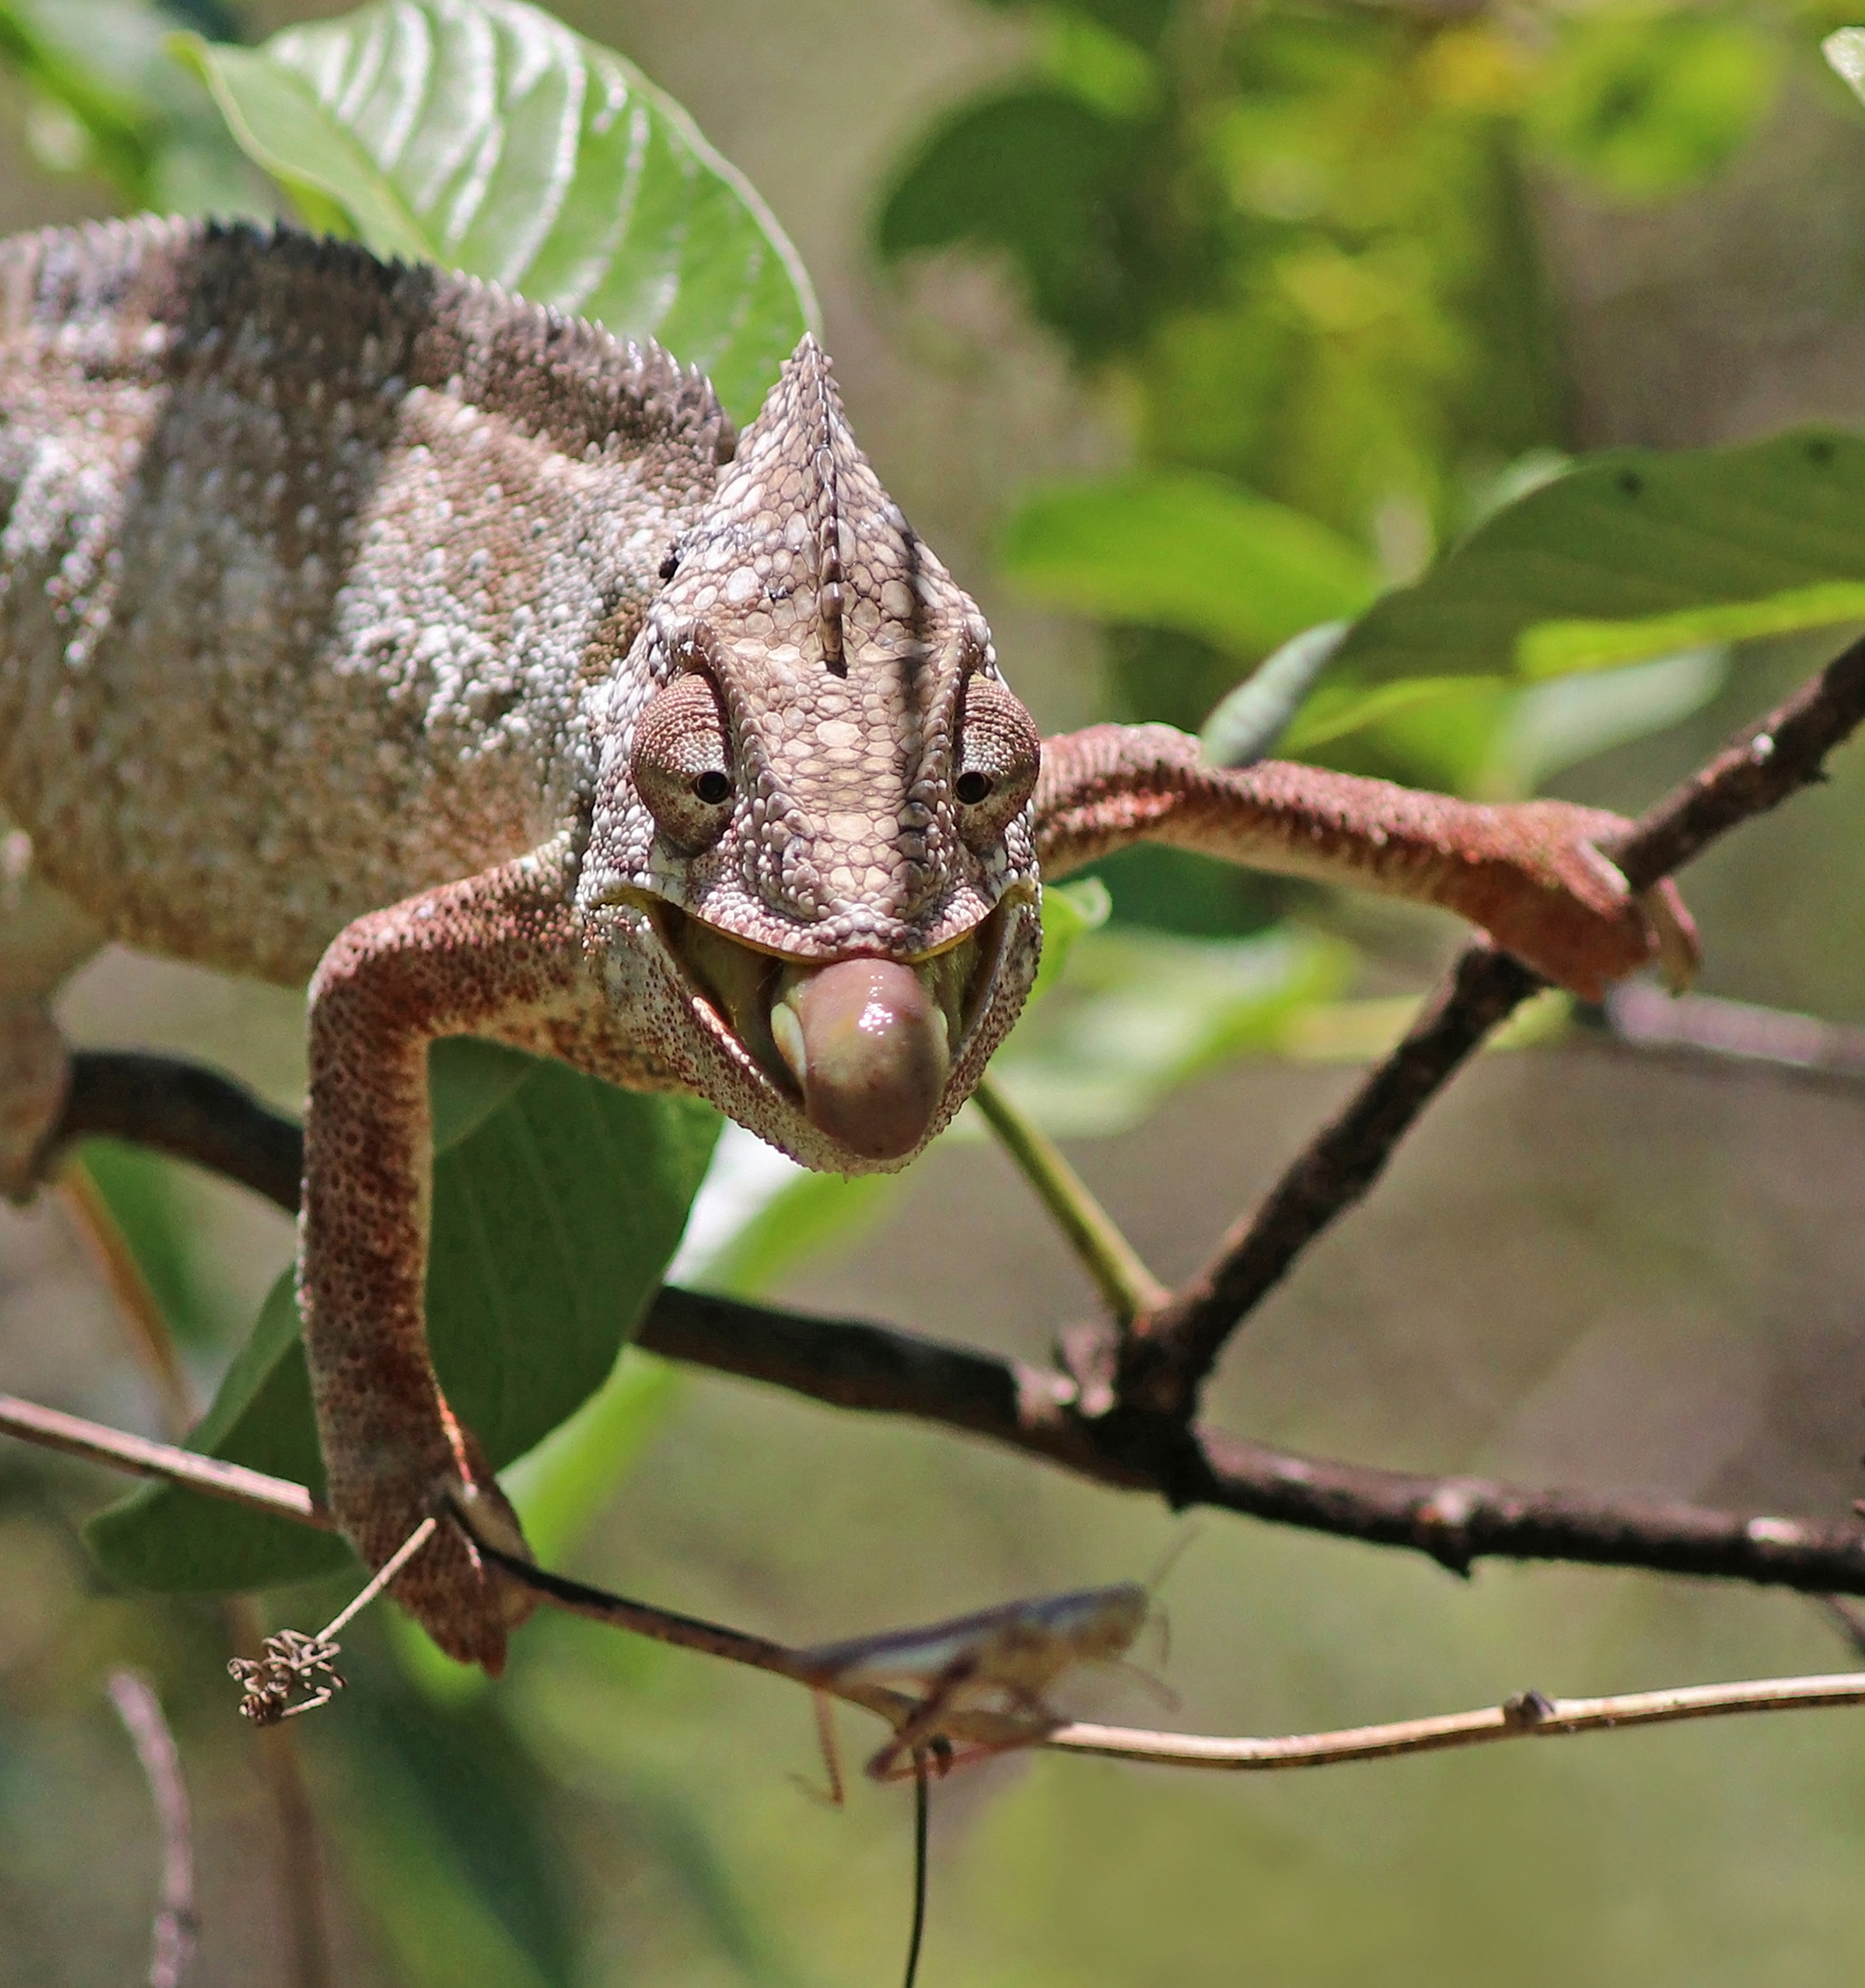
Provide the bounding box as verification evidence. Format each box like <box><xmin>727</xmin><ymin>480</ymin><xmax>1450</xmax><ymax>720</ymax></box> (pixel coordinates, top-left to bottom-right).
<box><xmin>796</xmin><ymin>340</ymin><xmax>849</xmax><ymax>675</ymax></box>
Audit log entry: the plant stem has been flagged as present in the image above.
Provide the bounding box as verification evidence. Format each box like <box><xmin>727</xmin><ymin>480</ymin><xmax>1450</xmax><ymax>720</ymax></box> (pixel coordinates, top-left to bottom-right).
<box><xmin>970</xmin><ymin>1075</ymin><xmax>1168</xmax><ymax>1325</ymax></box>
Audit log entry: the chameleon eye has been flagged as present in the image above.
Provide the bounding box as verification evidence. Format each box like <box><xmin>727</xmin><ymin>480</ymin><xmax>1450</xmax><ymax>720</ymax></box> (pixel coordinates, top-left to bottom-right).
<box><xmin>632</xmin><ymin>673</ymin><xmax>735</xmax><ymax>852</ymax></box>
<box><xmin>954</xmin><ymin>675</ymin><xmax>1040</xmax><ymax>850</ymax></box>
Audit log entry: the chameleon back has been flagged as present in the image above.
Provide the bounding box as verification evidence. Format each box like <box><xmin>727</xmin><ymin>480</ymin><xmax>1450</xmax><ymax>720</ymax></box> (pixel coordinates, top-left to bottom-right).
<box><xmin>0</xmin><ymin>216</ymin><xmax>730</xmax><ymax>984</ymax></box>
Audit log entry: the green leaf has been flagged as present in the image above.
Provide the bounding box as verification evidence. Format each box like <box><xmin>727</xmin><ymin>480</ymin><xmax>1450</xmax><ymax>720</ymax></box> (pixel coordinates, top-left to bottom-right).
<box><xmin>86</xmin><ymin>1046</ymin><xmax>720</xmax><ymax>1592</ymax></box>
<box><xmin>1030</xmin><ymin>876</ymin><xmax>1113</xmax><ymax>1005</ymax></box>
<box><xmin>1002</xmin><ymin>471</ymin><xmax>1380</xmax><ymax>657</ymax></box>
<box><xmin>0</xmin><ymin>0</ymin><xmax>262</xmax><ymax>211</ymax></box>
<box><xmin>874</xmin><ymin>85</ymin><xmax>1161</xmax><ymax>355</ymax></box>
<box><xmin>180</xmin><ymin>0</ymin><xmax>814</xmax><ymax>420</ymax></box>
<box><xmin>1519</xmin><ymin>584</ymin><xmax>1865</xmax><ymax>679</ymax></box>
<box><xmin>1828</xmin><ymin>27</ymin><xmax>1865</xmax><ymax>106</ymax></box>
<box><xmin>1475</xmin><ymin>648</ymin><xmax>1729</xmax><ymax>802</ymax></box>
<box><xmin>693</xmin><ymin>1168</ymin><xmax>898</xmax><ymax>1300</ymax></box>
<box><xmin>333</xmin><ymin>1685</ymin><xmax>576</xmax><ymax>1988</ymax></box>
<box><xmin>1332</xmin><ymin>430</ymin><xmax>1865</xmax><ymax>688</ymax></box>
<box><xmin>1278</xmin><ymin>674</ymin><xmax>1503</xmax><ymax>756</ymax></box>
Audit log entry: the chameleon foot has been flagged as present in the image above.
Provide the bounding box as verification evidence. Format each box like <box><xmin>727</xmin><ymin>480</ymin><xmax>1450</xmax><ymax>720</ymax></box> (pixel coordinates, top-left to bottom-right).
<box><xmin>332</xmin><ymin>1447</ymin><xmax>534</xmax><ymax>1673</ymax></box>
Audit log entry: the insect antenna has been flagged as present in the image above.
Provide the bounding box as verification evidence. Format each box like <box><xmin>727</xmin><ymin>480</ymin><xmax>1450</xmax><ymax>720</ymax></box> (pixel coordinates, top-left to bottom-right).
<box><xmin>902</xmin><ymin>1749</ymin><xmax>931</xmax><ymax>1988</ymax></box>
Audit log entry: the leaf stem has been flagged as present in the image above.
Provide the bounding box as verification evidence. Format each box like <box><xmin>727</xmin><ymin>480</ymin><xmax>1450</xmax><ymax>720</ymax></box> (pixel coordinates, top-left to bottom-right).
<box><xmin>970</xmin><ymin>1075</ymin><xmax>1168</xmax><ymax>1325</ymax></box>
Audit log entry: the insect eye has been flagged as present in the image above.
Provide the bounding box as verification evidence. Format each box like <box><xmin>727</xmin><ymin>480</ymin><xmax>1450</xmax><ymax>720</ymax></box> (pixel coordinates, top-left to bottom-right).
<box><xmin>955</xmin><ymin>770</ymin><xmax>991</xmax><ymax>806</ymax></box>
<box><xmin>694</xmin><ymin>768</ymin><xmax>731</xmax><ymax>805</ymax></box>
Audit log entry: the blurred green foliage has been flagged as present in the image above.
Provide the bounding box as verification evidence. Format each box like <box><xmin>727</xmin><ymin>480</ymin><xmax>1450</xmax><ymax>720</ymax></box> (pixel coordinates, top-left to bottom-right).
<box><xmin>875</xmin><ymin>0</ymin><xmax>1834</xmax><ymax>820</ymax></box>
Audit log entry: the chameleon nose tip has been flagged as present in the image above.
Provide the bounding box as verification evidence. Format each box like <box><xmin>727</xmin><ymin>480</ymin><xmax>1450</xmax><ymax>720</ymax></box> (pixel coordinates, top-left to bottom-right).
<box><xmin>771</xmin><ymin>957</ymin><xmax>951</xmax><ymax>1161</ymax></box>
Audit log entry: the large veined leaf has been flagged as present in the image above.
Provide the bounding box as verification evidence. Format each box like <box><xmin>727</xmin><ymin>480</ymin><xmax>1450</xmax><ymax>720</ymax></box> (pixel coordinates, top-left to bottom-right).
<box><xmin>1331</xmin><ymin>430</ymin><xmax>1865</xmax><ymax>687</ymax></box>
<box><xmin>177</xmin><ymin>0</ymin><xmax>815</xmax><ymax>421</ymax></box>
<box><xmin>87</xmin><ymin>1043</ymin><xmax>720</xmax><ymax>1590</ymax></box>
<box><xmin>1002</xmin><ymin>471</ymin><xmax>1380</xmax><ymax>657</ymax></box>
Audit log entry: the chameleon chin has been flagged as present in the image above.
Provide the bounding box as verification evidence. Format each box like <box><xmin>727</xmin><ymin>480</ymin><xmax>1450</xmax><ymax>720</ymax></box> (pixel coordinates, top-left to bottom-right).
<box><xmin>0</xmin><ymin>217</ymin><xmax>1695</xmax><ymax>1671</ymax></box>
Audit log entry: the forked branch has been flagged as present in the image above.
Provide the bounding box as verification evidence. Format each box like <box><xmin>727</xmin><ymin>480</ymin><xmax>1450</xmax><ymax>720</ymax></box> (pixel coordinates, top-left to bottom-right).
<box><xmin>1113</xmin><ymin>633</ymin><xmax>1865</xmax><ymax>1417</ymax></box>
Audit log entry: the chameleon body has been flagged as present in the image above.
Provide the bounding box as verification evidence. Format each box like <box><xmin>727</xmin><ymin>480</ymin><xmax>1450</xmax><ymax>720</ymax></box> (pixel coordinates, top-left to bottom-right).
<box><xmin>0</xmin><ymin>217</ymin><xmax>1694</xmax><ymax>1670</ymax></box>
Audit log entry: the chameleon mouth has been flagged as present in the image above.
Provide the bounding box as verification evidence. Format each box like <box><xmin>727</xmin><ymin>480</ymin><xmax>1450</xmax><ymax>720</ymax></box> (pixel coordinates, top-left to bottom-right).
<box><xmin>653</xmin><ymin>902</ymin><xmax>1009</xmax><ymax>1162</ymax></box>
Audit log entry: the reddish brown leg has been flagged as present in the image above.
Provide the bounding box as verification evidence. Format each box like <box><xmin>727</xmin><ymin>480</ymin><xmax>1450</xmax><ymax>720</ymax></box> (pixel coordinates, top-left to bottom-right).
<box><xmin>1035</xmin><ymin>724</ymin><xmax>1697</xmax><ymax>1001</ymax></box>
<box><xmin>303</xmin><ymin>839</ymin><xmax>590</xmax><ymax>1672</ymax></box>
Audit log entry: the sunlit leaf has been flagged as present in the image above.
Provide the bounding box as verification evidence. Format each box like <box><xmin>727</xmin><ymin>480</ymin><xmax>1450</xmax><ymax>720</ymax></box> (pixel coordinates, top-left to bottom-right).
<box><xmin>875</xmin><ymin>84</ymin><xmax>1163</xmax><ymax>354</ymax></box>
<box><xmin>86</xmin><ymin>1044</ymin><xmax>720</xmax><ymax>1592</ymax></box>
<box><xmin>1332</xmin><ymin>430</ymin><xmax>1865</xmax><ymax>688</ymax></box>
<box><xmin>990</xmin><ymin>923</ymin><xmax>1354</xmax><ymax>1136</ymax></box>
<box><xmin>0</xmin><ymin>0</ymin><xmax>259</xmax><ymax>211</ymax></box>
<box><xmin>178</xmin><ymin>0</ymin><xmax>814</xmax><ymax>419</ymax></box>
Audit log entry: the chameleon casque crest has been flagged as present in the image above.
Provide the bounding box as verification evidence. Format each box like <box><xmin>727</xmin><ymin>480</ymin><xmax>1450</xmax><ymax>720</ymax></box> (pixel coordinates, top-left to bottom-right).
<box><xmin>0</xmin><ymin>218</ymin><xmax>1694</xmax><ymax>1670</ymax></box>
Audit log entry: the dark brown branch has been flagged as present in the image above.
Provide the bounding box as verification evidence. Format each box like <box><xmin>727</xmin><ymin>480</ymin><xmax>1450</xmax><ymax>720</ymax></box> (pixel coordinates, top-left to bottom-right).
<box><xmin>27</xmin><ymin>1064</ymin><xmax>1865</xmax><ymax>1600</ymax></box>
<box><xmin>1114</xmin><ymin>634</ymin><xmax>1865</xmax><ymax>1418</ymax></box>
<box><xmin>53</xmin><ymin>1051</ymin><xmax>305</xmax><ymax>1213</ymax></box>
<box><xmin>631</xmin><ymin>1289</ymin><xmax>1865</xmax><ymax>1597</ymax></box>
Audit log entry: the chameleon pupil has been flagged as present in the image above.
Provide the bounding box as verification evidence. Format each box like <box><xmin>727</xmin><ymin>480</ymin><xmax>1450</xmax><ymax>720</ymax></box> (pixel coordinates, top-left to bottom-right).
<box><xmin>955</xmin><ymin>771</ymin><xmax>990</xmax><ymax>805</ymax></box>
<box><xmin>694</xmin><ymin>770</ymin><xmax>731</xmax><ymax>804</ymax></box>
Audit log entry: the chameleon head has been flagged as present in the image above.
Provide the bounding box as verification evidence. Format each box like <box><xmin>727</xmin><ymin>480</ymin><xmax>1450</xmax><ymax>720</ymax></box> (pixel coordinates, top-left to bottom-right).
<box><xmin>578</xmin><ymin>336</ymin><xmax>1044</xmax><ymax>1172</ymax></box>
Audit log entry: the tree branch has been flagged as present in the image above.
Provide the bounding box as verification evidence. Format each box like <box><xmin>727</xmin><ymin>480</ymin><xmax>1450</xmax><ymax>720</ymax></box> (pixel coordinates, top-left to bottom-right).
<box><xmin>20</xmin><ymin>1406</ymin><xmax>1865</xmax><ymax>1788</ymax></box>
<box><xmin>31</xmin><ymin>645</ymin><xmax>1865</xmax><ymax>1610</ymax></box>
<box><xmin>1114</xmin><ymin>634</ymin><xmax>1865</xmax><ymax>1417</ymax></box>
<box><xmin>52</xmin><ymin>1051</ymin><xmax>304</xmax><ymax>1213</ymax></box>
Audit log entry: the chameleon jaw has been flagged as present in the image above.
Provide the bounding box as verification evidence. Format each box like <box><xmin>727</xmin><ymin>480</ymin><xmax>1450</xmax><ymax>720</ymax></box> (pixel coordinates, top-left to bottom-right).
<box><xmin>644</xmin><ymin>895</ymin><xmax>1023</xmax><ymax>1167</ymax></box>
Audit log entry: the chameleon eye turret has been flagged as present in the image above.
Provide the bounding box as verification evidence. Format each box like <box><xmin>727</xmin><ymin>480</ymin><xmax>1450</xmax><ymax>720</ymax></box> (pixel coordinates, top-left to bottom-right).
<box><xmin>630</xmin><ymin>669</ymin><xmax>735</xmax><ymax>854</ymax></box>
<box><xmin>953</xmin><ymin>675</ymin><xmax>1042</xmax><ymax>850</ymax></box>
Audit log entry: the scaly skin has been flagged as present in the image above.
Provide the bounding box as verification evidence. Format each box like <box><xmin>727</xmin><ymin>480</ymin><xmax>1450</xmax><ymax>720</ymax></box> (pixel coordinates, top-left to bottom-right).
<box><xmin>0</xmin><ymin>218</ymin><xmax>1694</xmax><ymax>1669</ymax></box>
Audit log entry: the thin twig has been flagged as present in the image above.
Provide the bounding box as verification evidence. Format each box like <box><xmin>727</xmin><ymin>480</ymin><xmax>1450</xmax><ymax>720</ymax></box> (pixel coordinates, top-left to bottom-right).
<box><xmin>0</xmin><ymin>1392</ymin><xmax>331</xmax><ymax>1525</ymax></box>
<box><xmin>1046</xmin><ymin>1669</ymin><xmax>1865</xmax><ymax>1772</ymax></box>
<box><xmin>971</xmin><ymin>1075</ymin><xmax>1169</xmax><ymax>1324</ymax></box>
<box><xmin>107</xmin><ymin>1670</ymin><xmax>197</xmax><ymax>1988</ymax></box>
<box><xmin>1117</xmin><ymin>632</ymin><xmax>1865</xmax><ymax>1416</ymax></box>
<box><xmin>1596</xmin><ymin>982</ymin><xmax>1865</xmax><ymax>1086</ymax></box>
<box><xmin>26</xmin><ymin>1415</ymin><xmax>1865</xmax><ymax>1786</ymax></box>
<box><xmin>446</xmin><ymin>1511</ymin><xmax>1865</xmax><ymax>1782</ymax></box>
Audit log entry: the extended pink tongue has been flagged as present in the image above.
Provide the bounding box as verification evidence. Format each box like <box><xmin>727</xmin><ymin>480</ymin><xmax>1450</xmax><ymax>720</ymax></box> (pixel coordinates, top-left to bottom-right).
<box><xmin>771</xmin><ymin>958</ymin><xmax>951</xmax><ymax>1162</ymax></box>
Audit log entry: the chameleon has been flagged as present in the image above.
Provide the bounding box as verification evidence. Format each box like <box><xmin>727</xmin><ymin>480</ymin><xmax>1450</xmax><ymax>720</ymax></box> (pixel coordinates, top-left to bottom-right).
<box><xmin>0</xmin><ymin>216</ymin><xmax>1695</xmax><ymax>1672</ymax></box>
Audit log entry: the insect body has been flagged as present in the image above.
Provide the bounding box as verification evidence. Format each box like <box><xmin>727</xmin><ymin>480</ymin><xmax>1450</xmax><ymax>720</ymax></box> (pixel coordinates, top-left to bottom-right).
<box><xmin>801</xmin><ymin>1582</ymin><xmax>1152</xmax><ymax>1784</ymax></box>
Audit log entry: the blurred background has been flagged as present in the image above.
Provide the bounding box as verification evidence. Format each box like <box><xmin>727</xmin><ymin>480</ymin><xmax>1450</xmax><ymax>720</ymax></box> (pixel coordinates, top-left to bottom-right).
<box><xmin>9</xmin><ymin>0</ymin><xmax>1865</xmax><ymax>1981</ymax></box>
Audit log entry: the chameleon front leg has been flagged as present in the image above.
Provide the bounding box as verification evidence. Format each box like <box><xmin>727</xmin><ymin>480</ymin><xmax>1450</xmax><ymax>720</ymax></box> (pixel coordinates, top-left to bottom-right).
<box><xmin>1035</xmin><ymin>724</ymin><xmax>1697</xmax><ymax>999</ymax></box>
<box><xmin>304</xmin><ymin>839</ymin><xmax>591</xmax><ymax>1673</ymax></box>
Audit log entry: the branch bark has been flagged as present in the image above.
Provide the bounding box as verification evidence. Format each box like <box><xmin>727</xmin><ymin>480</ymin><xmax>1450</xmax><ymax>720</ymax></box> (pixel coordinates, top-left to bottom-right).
<box><xmin>1113</xmin><ymin>634</ymin><xmax>1865</xmax><ymax>1417</ymax></box>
